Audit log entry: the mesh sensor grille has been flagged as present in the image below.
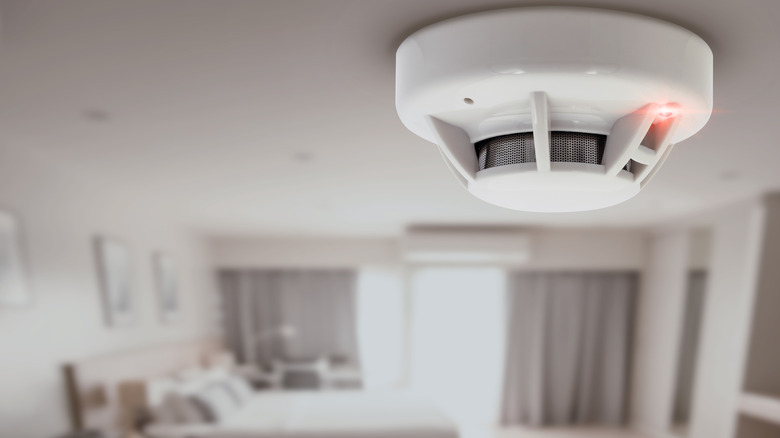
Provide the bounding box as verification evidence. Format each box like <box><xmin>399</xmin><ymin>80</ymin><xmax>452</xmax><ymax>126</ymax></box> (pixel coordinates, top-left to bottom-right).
<box><xmin>476</xmin><ymin>132</ymin><xmax>607</xmax><ymax>170</ymax></box>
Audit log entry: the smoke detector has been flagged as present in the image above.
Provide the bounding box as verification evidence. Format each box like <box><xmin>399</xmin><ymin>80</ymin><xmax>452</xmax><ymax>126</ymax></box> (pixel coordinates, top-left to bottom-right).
<box><xmin>395</xmin><ymin>7</ymin><xmax>713</xmax><ymax>212</ymax></box>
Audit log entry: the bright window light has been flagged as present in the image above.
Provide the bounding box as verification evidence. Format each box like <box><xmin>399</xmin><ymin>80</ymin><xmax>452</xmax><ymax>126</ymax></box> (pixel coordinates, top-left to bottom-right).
<box><xmin>357</xmin><ymin>268</ymin><xmax>405</xmax><ymax>389</ymax></box>
<box><xmin>408</xmin><ymin>267</ymin><xmax>506</xmax><ymax>430</ymax></box>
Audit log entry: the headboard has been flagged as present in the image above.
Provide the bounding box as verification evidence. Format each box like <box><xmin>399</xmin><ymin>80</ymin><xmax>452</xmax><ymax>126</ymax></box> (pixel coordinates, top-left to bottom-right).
<box><xmin>63</xmin><ymin>338</ymin><xmax>224</xmax><ymax>436</ymax></box>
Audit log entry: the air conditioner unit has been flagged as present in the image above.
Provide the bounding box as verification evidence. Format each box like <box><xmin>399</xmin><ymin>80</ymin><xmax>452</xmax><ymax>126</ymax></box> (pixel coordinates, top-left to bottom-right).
<box><xmin>401</xmin><ymin>230</ymin><xmax>530</xmax><ymax>263</ymax></box>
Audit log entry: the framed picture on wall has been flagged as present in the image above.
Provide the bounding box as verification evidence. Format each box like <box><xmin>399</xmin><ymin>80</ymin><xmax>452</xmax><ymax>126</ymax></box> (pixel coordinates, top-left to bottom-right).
<box><xmin>153</xmin><ymin>252</ymin><xmax>180</xmax><ymax>323</ymax></box>
<box><xmin>94</xmin><ymin>236</ymin><xmax>135</xmax><ymax>326</ymax></box>
<box><xmin>0</xmin><ymin>210</ymin><xmax>30</xmax><ymax>306</ymax></box>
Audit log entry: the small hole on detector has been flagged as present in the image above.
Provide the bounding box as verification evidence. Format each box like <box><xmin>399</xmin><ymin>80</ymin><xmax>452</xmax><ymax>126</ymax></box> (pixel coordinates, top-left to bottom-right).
<box><xmin>721</xmin><ymin>171</ymin><xmax>740</xmax><ymax>181</ymax></box>
<box><xmin>463</xmin><ymin>98</ymin><xmax>474</xmax><ymax>105</ymax></box>
<box><xmin>292</xmin><ymin>151</ymin><xmax>313</xmax><ymax>163</ymax></box>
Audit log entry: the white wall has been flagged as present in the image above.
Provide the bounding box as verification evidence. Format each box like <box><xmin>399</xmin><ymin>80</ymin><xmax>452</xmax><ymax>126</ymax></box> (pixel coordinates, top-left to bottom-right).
<box><xmin>688</xmin><ymin>229</ymin><xmax>712</xmax><ymax>271</ymax></box>
<box><xmin>0</xmin><ymin>147</ymin><xmax>220</xmax><ymax>438</ymax></box>
<box><xmin>630</xmin><ymin>230</ymin><xmax>691</xmax><ymax>438</ymax></box>
<box><xmin>211</xmin><ymin>237</ymin><xmax>400</xmax><ymax>268</ymax></box>
<box><xmin>211</xmin><ymin>228</ymin><xmax>648</xmax><ymax>271</ymax></box>
<box><xmin>526</xmin><ymin>229</ymin><xmax>647</xmax><ymax>270</ymax></box>
<box><xmin>627</xmin><ymin>199</ymin><xmax>767</xmax><ymax>438</ymax></box>
<box><xmin>689</xmin><ymin>200</ymin><xmax>766</xmax><ymax>438</ymax></box>
<box><xmin>742</xmin><ymin>194</ymin><xmax>780</xmax><ymax>394</ymax></box>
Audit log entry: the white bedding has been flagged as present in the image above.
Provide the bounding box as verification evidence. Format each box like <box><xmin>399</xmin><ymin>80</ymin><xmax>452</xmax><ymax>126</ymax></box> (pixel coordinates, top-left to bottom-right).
<box><xmin>145</xmin><ymin>390</ymin><xmax>458</xmax><ymax>438</ymax></box>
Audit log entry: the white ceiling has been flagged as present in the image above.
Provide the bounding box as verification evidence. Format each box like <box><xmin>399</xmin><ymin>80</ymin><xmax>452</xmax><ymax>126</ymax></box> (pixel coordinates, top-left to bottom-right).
<box><xmin>1</xmin><ymin>0</ymin><xmax>779</xmax><ymax>237</ymax></box>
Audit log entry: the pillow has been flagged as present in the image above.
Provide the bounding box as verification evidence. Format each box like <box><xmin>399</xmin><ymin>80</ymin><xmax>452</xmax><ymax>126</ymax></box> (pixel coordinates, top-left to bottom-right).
<box><xmin>150</xmin><ymin>400</ymin><xmax>179</xmax><ymax>425</ymax></box>
<box><xmin>203</xmin><ymin>366</ymin><xmax>231</xmax><ymax>383</ymax></box>
<box><xmin>163</xmin><ymin>373</ymin><xmax>214</xmax><ymax>424</ymax></box>
<box><xmin>155</xmin><ymin>366</ymin><xmax>239</xmax><ymax>424</ymax></box>
<box><xmin>190</xmin><ymin>383</ymin><xmax>239</xmax><ymax>423</ymax></box>
<box><xmin>146</xmin><ymin>377</ymin><xmax>178</xmax><ymax>407</ymax></box>
<box><xmin>174</xmin><ymin>366</ymin><xmax>206</xmax><ymax>382</ymax></box>
<box><xmin>145</xmin><ymin>377</ymin><xmax>180</xmax><ymax>424</ymax></box>
<box><xmin>223</xmin><ymin>375</ymin><xmax>254</xmax><ymax>405</ymax></box>
<box><xmin>163</xmin><ymin>392</ymin><xmax>207</xmax><ymax>424</ymax></box>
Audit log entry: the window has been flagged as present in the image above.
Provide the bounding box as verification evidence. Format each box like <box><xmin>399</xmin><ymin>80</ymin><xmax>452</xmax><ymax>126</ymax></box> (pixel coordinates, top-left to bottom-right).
<box><xmin>408</xmin><ymin>267</ymin><xmax>506</xmax><ymax>429</ymax></box>
<box><xmin>357</xmin><ymin>268</ymin><xmax>406</xmax><ymax>389</ymax></box>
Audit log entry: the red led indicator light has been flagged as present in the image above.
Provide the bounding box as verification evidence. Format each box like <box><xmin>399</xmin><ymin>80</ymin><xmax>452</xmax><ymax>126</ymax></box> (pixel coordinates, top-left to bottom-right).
<box><xmin>656</xmin><ymin>104</ymin><xmax>680</xmax><ymax>119</ymax></box>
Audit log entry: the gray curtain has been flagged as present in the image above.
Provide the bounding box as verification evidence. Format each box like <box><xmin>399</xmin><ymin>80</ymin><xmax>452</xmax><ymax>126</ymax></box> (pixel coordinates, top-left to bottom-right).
<box><xmin>501</xmin><ymin>272</ymin><xmax>638</xmax><ymax>427</ymax></box>
<box><xmin>672</xmin><ymin>270</ymin><xmax>707</xmax><ymax>424</ymax></box>
<box><xmin>219</xmin><ymin>269</ymin><xmax>359</xmax><ymax>367</ymax></box>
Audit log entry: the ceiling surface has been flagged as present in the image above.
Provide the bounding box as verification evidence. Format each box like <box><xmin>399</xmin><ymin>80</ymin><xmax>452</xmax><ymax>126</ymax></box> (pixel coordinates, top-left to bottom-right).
<box><xmin>1</xmin><ymin>0</ymin><xmax>779</xmax><ymax>237</ymax></box>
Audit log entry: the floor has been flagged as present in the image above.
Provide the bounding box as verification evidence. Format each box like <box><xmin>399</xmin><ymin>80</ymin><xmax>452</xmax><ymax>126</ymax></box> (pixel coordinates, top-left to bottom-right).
<box><xmin>669</xmin><ymin>423</ymin><xmax>690</xmax><ymax>438</ymax></box>
<box><xmin>467</xmin><ymin>426</ymin><xmax>650</xmax><ymax>438</ymax></box>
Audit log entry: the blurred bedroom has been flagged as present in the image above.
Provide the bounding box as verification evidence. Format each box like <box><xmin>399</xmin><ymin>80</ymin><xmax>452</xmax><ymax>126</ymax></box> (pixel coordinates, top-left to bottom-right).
<box><xmin>1</xmin><ymin>2</ymin><xmax>779</xmax><ymax>438</ymax></box>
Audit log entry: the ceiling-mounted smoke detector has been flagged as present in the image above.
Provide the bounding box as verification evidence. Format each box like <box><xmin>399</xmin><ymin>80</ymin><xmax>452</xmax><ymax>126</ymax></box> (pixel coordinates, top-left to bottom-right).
<box><xmin>395</xmin><ymin>7</ymin><xmax>713</xmax><ymax>212</ymax></box>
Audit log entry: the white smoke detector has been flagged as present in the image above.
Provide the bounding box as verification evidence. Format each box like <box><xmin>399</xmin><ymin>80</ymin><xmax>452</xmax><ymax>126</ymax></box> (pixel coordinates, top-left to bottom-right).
<box><xmin>395</xmin><ymin>7</ymin><xmax>713</xmax><ymax>212</ymax></box>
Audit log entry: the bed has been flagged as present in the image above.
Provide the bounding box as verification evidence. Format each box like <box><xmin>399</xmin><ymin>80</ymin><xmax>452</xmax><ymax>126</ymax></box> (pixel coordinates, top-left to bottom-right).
<box><xmin>143</xmin><ymin>389</ymin><xmax>458</xmax><ymax>438</ymax></box>
<box><xmin>63</xmin><ymin>342</ymin><xmax>457</xmax><ymax>438</ymax></box>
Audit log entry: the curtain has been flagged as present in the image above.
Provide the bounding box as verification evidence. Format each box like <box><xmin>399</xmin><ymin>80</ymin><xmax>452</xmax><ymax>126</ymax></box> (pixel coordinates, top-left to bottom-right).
<box><xmin>501</xmin><ymin>272</ymin><xmax>638</xmax><ymax>427</ymax></box>
<box><xmin>672</xmin><ymin>270</ymin><xmax>707</xmax><ymax>424</ymax></box>
<box><xmin>219</xmin><ymin>269</ymin><xmax>359</xmax><ymax>367</ymax></box>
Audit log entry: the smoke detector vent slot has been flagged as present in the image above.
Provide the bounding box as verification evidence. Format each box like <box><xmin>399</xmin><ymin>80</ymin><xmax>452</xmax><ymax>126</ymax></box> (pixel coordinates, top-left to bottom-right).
<box><xmin>477</xmin><ymin>132</ymin><xmax>606</xmax><ymax>170</ymax></box>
